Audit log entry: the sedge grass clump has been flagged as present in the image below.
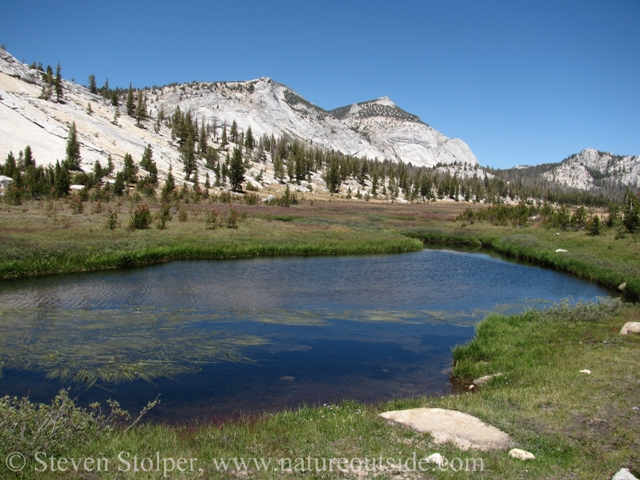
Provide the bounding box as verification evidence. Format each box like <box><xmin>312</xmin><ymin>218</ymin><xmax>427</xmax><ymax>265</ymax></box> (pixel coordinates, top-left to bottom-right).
<box><xmin>536</xmin><ymin>297</ymin><xmax>623</xmax><ymax>322</ymax></box>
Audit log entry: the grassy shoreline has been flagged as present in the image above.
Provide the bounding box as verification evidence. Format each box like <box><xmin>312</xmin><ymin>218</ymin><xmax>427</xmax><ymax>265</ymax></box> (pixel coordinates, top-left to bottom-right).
<box><xmin>1</xmin><ymin>199</ymin><xmax>640</xmax><ymax>478</ymax></box>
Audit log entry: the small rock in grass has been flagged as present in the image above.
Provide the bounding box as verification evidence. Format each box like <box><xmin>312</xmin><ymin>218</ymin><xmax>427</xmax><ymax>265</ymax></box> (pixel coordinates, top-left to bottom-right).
<box><xmin>471</xmin><ymin>373</ymin><xmax>503</xmax><ymax>390</ymax></box>
<box><xmin>580</xmin><ymin>369</ymin><xmax>591</xmax><ymax>374</ymax></box>
<box><xmin>424</xmin><ymin>453</ymin><xmax>447</xmax><ymax>467</ymax></box>
<box><xmin>620</xmin><ymin>322</ymin><xmax>640</xmax><ymax>335</ymax></box>
<box><xmin>555</xmin><ymin>249</ymin><xmax>568</xmax><ymax>253</ymax></box>
<box><xmin>612</xmin><ymin>467</ymin><xmax>639</xmax><ymax>480</ymax></box>
<box><xmin>509</xmin><ymin>448</ymin><xmax>535</xmax><ymax>461</ymax></box>
<box><xmin>618</xmin><ymin>282</ymin><xmax>627</xmax><ymax>292</ymax></box>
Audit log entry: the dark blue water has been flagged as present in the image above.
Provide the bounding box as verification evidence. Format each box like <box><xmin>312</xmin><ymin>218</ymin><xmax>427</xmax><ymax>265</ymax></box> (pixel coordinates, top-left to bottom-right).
<box><xmin>0</xmin><ymin>250</ymin><xmax>611</xmax><ymax>421</ymax></box>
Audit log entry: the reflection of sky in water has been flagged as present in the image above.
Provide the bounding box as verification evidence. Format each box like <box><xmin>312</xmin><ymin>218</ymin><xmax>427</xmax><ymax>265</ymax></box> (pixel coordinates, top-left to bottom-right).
<box><xmin>0</xmin><ymin>250</ymin><xmax>610</xmax><ymax>311</ymax></box>
<box><xmin>0</xmin><ymin>250</ymin><xmax>613</xmax><ymax>419</ymax></box>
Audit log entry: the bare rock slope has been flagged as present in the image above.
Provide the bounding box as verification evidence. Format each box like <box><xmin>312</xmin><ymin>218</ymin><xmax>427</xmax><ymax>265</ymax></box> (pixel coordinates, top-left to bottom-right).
<box><xmin>0</xmin><ymin>48</ymin><xmax>478</xmax><ymax>180</ymax></box>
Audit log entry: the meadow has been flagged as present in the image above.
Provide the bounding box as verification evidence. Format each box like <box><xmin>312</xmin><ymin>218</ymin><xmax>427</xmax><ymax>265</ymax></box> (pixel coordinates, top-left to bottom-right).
<box><xmin>0</xmin><ymin>195</ymin><xmax>639</xmax><ymax>479</ymax></box>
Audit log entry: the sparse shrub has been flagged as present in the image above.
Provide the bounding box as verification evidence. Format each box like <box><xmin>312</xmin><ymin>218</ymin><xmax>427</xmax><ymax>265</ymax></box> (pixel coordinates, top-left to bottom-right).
<box><xmin>205</xmin><ymin>207</ymin><xmax>219</xmax><ymax>230</ymax></box>
<box><xmin>244</xmin><ymin>193</ymin><xmax>259</xmax><ymax>205</ymax></box>
<box><xmin>219</xmin><ymin>191</ymin><xmax>232</xmax><ymax>204</ymax></box>
<box><xmin>155</xmin><ymin>203</ymin><xmax>172</xmax><ymax>229</ymax></box>
<box><xmin>90</xmin><ymin>200</ymin><xmax>103</xmax><ymax>214</ymax></box>
<box><xmin>4</xmin><ymin>185</ymin><xmax>22</xmax><ymax>206</ymax></box>
<box><xmin>128</xmin><ymin>203</ymin><xmax>152</xmax><ymax>230</ymax></box>
<box><xmin>586</xmin><ymin>215</ymin><xmax>601</xmax><ymax>236</ymax></box>
<box><xmin>70</xmin><ymin>195</ymin><xmax>83</xmax><ymax>214</ymax></box>
<box><xmin>278</xmin><ymin>184</ymin><xmax>298</xmax><ymax>207</ymax></box>
<box><xmin>570</xmin><ymin>206</ymin><xmax>587</xmax><ymax>230</ymax></box>
<box><xmin>224</xmin><ymin>207</ymin><xmax>238</xmax><ymax>228</ymax></box>
<box><xmin>178</xmin><ymin>209</ymin><xmax>188</xmax><ymax>222</ymax></box>
<box><xmin>60</xmin><ymin>217</ymin><xmax>71</xmax><ymax>228</ymax></box>
<box><xmin>107</xmin><ymin>208</ymin><xmax>119</xmax><ymax>229</ymax></box>
<box><xmin>0</xmin><ymin>389</ymin><xmax>157</xmax><ymax>461</ymax></box>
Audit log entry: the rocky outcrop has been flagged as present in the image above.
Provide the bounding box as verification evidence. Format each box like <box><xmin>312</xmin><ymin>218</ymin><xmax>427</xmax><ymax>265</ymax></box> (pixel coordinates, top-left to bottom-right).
<box><xmin>542</xmin><ymin>148</ymin><xmax>640</xmax><ymax>190</ymax></box>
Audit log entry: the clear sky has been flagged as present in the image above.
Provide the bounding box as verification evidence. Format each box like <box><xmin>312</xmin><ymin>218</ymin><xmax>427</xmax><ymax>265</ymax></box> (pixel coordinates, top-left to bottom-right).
<box><xmin>2</xmin><ymin>0</ymin><xmax>639</xmax><ymax>168</ymax></box>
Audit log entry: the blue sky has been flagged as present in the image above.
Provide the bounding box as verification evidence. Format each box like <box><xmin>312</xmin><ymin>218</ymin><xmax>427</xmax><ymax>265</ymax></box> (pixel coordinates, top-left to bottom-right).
<box><xmin>2</xmin><ymin>1</ymin><xmax>639</xmax><ymax>168</ymax></box>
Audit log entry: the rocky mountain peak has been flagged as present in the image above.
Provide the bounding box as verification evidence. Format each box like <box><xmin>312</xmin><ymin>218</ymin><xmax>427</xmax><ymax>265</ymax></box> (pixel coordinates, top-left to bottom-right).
<box><xmin>329</xmin><ymin>98</ymin><xmax>421</xmax><ymax>124</ymax></box>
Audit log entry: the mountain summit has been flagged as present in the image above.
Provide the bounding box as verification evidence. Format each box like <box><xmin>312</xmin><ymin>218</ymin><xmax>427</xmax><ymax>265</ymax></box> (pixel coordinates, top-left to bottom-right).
<box><xmin>151</xmin><ymin>77</ymin><xmax>479</xmax><ymax>168</ymax></box>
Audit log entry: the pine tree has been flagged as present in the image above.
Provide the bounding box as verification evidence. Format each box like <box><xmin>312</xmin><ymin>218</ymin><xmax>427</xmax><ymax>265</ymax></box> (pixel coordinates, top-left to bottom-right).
<box><xmin>40</xmin><ymin>65</ymin><xmax>54</xmax><ymax>100</ymax></box>
<box><xmin>64</xmin><ymin>122</ymin><xmax>81</xmax><ymax>170</ymax></box>
<box><xmin>126</xmin><ymin>83</ymin><xmax>135</xmax><ymax>117</ymax></box>
<box><xmin>135</xmin><ymin>90</ymin><xmax>147</xmax><ymax>126</ymax></box>
<box><xmin>121</xmin><ymin>153</ymin><xmax>138</xmax><ymax>184</ymax></box>
<box><xmin>113</xmin><ymin>171</ymin><xmax>125</xmax><ymax>196</ymax></box>
<box><xmin>220</xmin><ymin>123</ymin><xmax>228</xmax><ymax>147</ymax></box>
<box><xmin>229</xmin><ymin>147</ymin><xmax>245</xmax><ymax>192</ymax></box>
<box><xmin>55</xmin><ymin>63</ymin><xmax>63</xmax><ymax>102</ymax></box>
<box><xmin>3</xmin><ymin>151</ymin><xmax>17</xmax><ymax>178</ymax></box>
<box><xmin>139</xmin><ymin>144</ymin><xmax>157</xmax><ymax>184</ymax></box>
<box><xmin>93</xmin><ymin>160</ymin><xmax>105</xmax><ymax>183</ymax></box>
<box><xmin>230</xmin><ymin>120</ymin><xmax>238</xmax><ymax>144</ymax></box>
<box><xmin>198</xmin><ymin>122</ymin><xmax>208</xmax><ymax>155</ymax></box>
<box><xmin>181</xmin><ymin>134</ymin><xmax>196</xmax><ymax>180</ymax></box>
<box><xmin>161</xmin><ymin>167</ymin><xmax>176</xmax><ymax>201</ymax></box>
<box><xmin>87</xmin><ymin>74</ymin><xmax>97</xmax><ymax>94</ymax></box>
<box><xmin>101</xmin><ymin>78</ymin><xmax>110</xmax><ymax>99</ymax></box>
<box><xmin>205</xmin><ymin>146</ymin><xmax>218</xmax><ymax>170</ymax></box>
<box><xmin>622</xmin><ymin>190</ymin><xmax>640</xmax><ymax>233</ymax></box>
<box><xmin>54</xmin><ymin>161</ymin><xmax>70</xmax><ymax>197</ymax></box>
<box><xmin>22</xmin><ymin>146</ymin><xmax>35</xmax><ymax>169</ymax></box>
<box><xmin>244</xmin><ymin>126</ymin><xmax>254</xmax><ymax>151</ymax></box>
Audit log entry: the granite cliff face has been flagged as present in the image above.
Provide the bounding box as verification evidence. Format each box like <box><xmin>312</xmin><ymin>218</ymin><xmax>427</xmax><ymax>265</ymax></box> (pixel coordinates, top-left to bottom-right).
<box><xmin>0</xmin><ymin>48</ymin><xmax>479</xmax><ymax>180</ymax></box>
<box><xmin>151</xmin><ymin>79</ymin><xmax>480</xmax><ymax>168</ymax></box>
<box><xmin>541</xmin><ymin>148</ymin><xmax>640</xmax><ymax>190</ymax></box>
<box><xmin>329</xmin><ymin>97</ymin><xmax>478</xmax><ymax>167</ymax></box>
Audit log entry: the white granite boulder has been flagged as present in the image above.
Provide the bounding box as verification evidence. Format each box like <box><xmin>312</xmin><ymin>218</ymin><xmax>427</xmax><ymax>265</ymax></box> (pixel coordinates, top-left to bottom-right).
<box><xmin>620</xmin><ymin>322</ymin><xmax>640</xmax><ymax>335</ymax></box>
<box><xmin>380</xmin><ymin>408</ymin><xmax>512</xmax><ymax>451</ymax></box>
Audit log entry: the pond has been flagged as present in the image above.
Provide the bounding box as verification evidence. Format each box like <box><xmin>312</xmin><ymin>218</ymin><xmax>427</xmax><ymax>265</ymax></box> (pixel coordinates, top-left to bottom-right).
<box><xmin>0</xmin><ymin>249</ymin><xmax>612</xmax><ymax>422</ymax></box>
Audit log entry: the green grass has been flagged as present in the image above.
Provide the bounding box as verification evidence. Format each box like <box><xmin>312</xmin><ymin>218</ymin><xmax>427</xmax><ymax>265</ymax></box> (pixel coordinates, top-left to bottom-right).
<box><xmin>0</xmin><ymin>200</ymin><xmax>422</xmax><ymax>278</ymax></box>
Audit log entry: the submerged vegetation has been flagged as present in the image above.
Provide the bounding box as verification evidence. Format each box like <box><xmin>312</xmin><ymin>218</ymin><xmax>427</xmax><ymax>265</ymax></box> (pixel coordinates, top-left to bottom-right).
<box><xmin>0</xmin><ymin>308</ymin><xmax>267</xmax><ymax>387</ymax></box>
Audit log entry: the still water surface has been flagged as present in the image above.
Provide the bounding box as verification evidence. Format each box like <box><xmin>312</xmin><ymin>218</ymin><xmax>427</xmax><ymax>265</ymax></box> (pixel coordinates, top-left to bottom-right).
<box><xmin>0</xmin><ymin>250</ymin><xmax>611</xmax><ymax>421</ymax></box>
